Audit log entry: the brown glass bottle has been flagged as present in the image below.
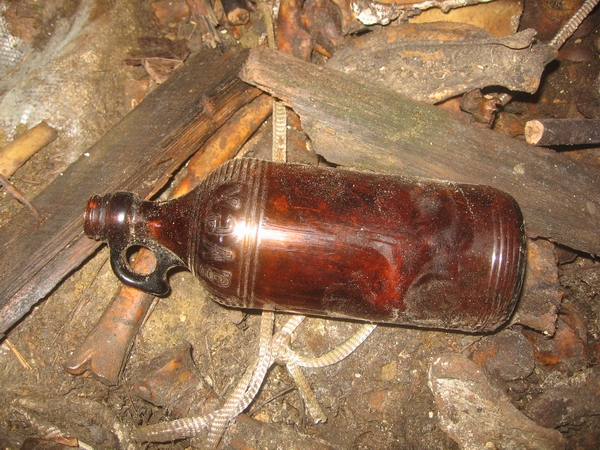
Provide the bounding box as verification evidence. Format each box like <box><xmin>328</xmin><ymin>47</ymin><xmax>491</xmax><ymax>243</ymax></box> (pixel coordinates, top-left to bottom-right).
<box><xmin>85</xmin><ymin>158</ymin><xmax>526</xmax><ymax>332</ymax></box>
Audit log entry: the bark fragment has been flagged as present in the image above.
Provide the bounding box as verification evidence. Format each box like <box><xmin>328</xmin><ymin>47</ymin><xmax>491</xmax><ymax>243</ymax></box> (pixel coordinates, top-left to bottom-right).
<box><xmin>327</xmin><ymin>23</ymin><xmax>556</xmax><ymax>103</ymax></box>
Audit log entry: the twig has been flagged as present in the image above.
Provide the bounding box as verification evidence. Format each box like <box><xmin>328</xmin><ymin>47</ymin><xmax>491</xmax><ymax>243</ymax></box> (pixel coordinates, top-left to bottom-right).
<box><xmin>172</xmin><ymin>94</ymin><xmax>273</xmax><ymax>196</ymax></box>
<box><xmin>22</xmin><ymin>332</ymin><xmax>45</xmax><ymax>369</ymax></box>
<box><xmin>68</xmin><ymin>256</ymin><xmax>109</xmax><ymax>327</ymax></box>
<box><xmin>4</xmin><ymin>339</ymin><xmax>33</xmax><ymax>371</ymax></box>
<box><xmin>0</xmin><ymin>173</ymin><xmax>42</xmax><ymax>220</ymax></box>
<box><xmin>124</xmin><ymin>385</ymin><xmax>140</xmax><ymax>418</ymax></box>
<box><xmin>0</xmin><ymin>121</ymin><xmax>50</xmax><ymax>219</ymax></box>
<box><xmin>52</xmin><ymin>256</ymin><xmax>109</xmax><ymax>353</ymax></box>
<box><xmin>525</xmin><ymin>118</ymin><xmax>600</xmax><ymax>146</ymax></box>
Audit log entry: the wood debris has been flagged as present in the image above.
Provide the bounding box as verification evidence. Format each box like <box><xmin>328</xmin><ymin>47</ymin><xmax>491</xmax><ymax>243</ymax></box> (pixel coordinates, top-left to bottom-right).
<box><xmin>239</xmin><ymin>47</ymin><xmax>600</xmax><ymax>254</ymax></box>
<box><xmin>327</xmin><ymin>22</ymin><xmax>556</xmax><ymax>103</ymax></box>
<box><xmin>186</xmin><ymin>0</ymin><xmax>221</xmax><ymax>48</ymax></box>
<box><xmin>126</xmin><ymin>36</ymin><xmax>191</xmax><ymax>84</ymax></box>
<box><xmin>0</xmin><ymin>122</ymin><xmax>57</xmax><ymax>179</ymax></box>
<box><xmin>511</xmin><ymin>239</ymin><xmax>562</xmax><ymax>336</ymax></box>
<box><xmin>525</xmin><ymin>117</ymin><xmax>600</xmax><ymax>146</ymax></box>
<box><xmin>0</xmin><ymin>122</ymin><xmax>56</xmax><ymax>219</ymax></box>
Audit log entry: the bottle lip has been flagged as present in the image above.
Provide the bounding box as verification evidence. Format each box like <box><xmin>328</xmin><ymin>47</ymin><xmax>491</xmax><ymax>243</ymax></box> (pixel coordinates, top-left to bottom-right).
<box><xmin>84</xmin><ymin>192</ymin><xmax>138</xmax><ymax>241</ymax></box>
<box><xmin>84</xmin><ymin>194</ymin><xmax>108</xmax><ymax>240</ymax></box>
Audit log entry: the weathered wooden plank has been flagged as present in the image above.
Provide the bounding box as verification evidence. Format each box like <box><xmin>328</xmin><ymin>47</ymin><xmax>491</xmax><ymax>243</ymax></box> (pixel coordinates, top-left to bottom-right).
<box><xmin>0</xmin><ymin>47</ymin><xmax>257</xmax><ymax>337</ymax></box>
<box><xmin>239</xmin><ymin>48</ymin><xmax>600</xmax><ymax>255</ymax></box>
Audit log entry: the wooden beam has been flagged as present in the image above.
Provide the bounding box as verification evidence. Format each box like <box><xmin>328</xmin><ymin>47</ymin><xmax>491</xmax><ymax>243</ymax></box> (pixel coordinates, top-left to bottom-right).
<box><xmin>239</xmin><ymin>48</ymin><xmax>600</xmax><ymax>255</ymax></box>
<box><xmin>0</xmin><ymin>47</ymin><xmax>257</xmax><ymax>337</ymax></box>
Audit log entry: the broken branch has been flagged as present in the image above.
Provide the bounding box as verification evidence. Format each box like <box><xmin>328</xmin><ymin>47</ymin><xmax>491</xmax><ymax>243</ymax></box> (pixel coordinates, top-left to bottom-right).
<box><xmin>173</xmin><ymin>93</ymin><xmax>273</xmax><ymax>196</ymax></box>
<box><xmin>525</xmin><ymin>118</ymin><xmax>600</xmax><ymax>146</ymax></box>
<box><xmin>0</xmin><ymin>121</ymin><xmax>57</xmax><ymax>178</ymax></box>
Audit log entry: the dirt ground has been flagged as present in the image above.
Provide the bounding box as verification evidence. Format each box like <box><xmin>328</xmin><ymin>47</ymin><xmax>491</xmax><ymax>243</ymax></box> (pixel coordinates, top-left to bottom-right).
<box><xmin>1</xmin><ymin>0</ymin><xmax>599</xmax><ymax>449</ymax></box>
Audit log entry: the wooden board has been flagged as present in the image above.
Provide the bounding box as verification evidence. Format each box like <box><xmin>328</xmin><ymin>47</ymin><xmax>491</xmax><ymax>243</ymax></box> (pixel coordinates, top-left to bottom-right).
<box><xmin>0</xmin><ymin>47</ymin><xmax>257</xmax><ymax>337</ymax></box>
<box><xmin>239</xmin><ymin>48</ymin><xmax>600</xmax><ymax>255</ymax></box>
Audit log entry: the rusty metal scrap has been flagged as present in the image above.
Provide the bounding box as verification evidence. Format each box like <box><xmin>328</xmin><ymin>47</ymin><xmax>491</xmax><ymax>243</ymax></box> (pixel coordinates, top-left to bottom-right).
<box><xmin>328</xmin><ymin>22</ymin><xmax>556</xmax><ymax>103</ymax></box>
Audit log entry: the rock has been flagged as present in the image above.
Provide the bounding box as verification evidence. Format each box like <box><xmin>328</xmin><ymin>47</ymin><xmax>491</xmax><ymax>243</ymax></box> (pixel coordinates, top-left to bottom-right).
<box><xmin>471</xmin><ymin>328</ymin><xmax>535</xmax><ymax>381</ymax></box>
<box><xmin>511</xmin><ymin>239</ymin><xmax>562</xmax><ymax>336</ymax></box>
<box><xmin>523</xmin><ymin>368</ymin><xmax>600</xmax><ymax>430</ymax></box>
<box><xmin>429</xmin><ymin>353</ymin><xmax>565</xmax><ymax>450</ymax></box>
<box><xmin>523</xmin><ymin>308</ymin><xmax>588</xmax><ymax>376</ymax></box>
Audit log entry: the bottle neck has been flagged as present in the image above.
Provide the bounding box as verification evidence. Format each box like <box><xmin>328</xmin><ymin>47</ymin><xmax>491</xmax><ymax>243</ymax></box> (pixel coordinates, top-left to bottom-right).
<box><xmin>84</xmin><ymin>192</ymin><xmax>195</xmax><ymax>295</ymax></box>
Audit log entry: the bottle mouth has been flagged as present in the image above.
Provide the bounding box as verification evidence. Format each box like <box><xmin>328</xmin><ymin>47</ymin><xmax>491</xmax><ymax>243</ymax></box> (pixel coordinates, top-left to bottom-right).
<box><xmin>84</xmin><ymin>194</ymin><xmax>109</xmax><ymax>240</ymax></box>
<box><xmin>84</xmin><ymin>192</ymin><xmax>137</xmax><ymax>241</ymax></box>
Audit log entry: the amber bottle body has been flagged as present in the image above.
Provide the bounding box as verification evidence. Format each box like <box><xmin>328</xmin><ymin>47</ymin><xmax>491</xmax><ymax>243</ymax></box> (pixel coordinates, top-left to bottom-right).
<box><xmin>85</xmin><ymin>158</ymin><xmax>526</xmax><ymax>332</ymax></box>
